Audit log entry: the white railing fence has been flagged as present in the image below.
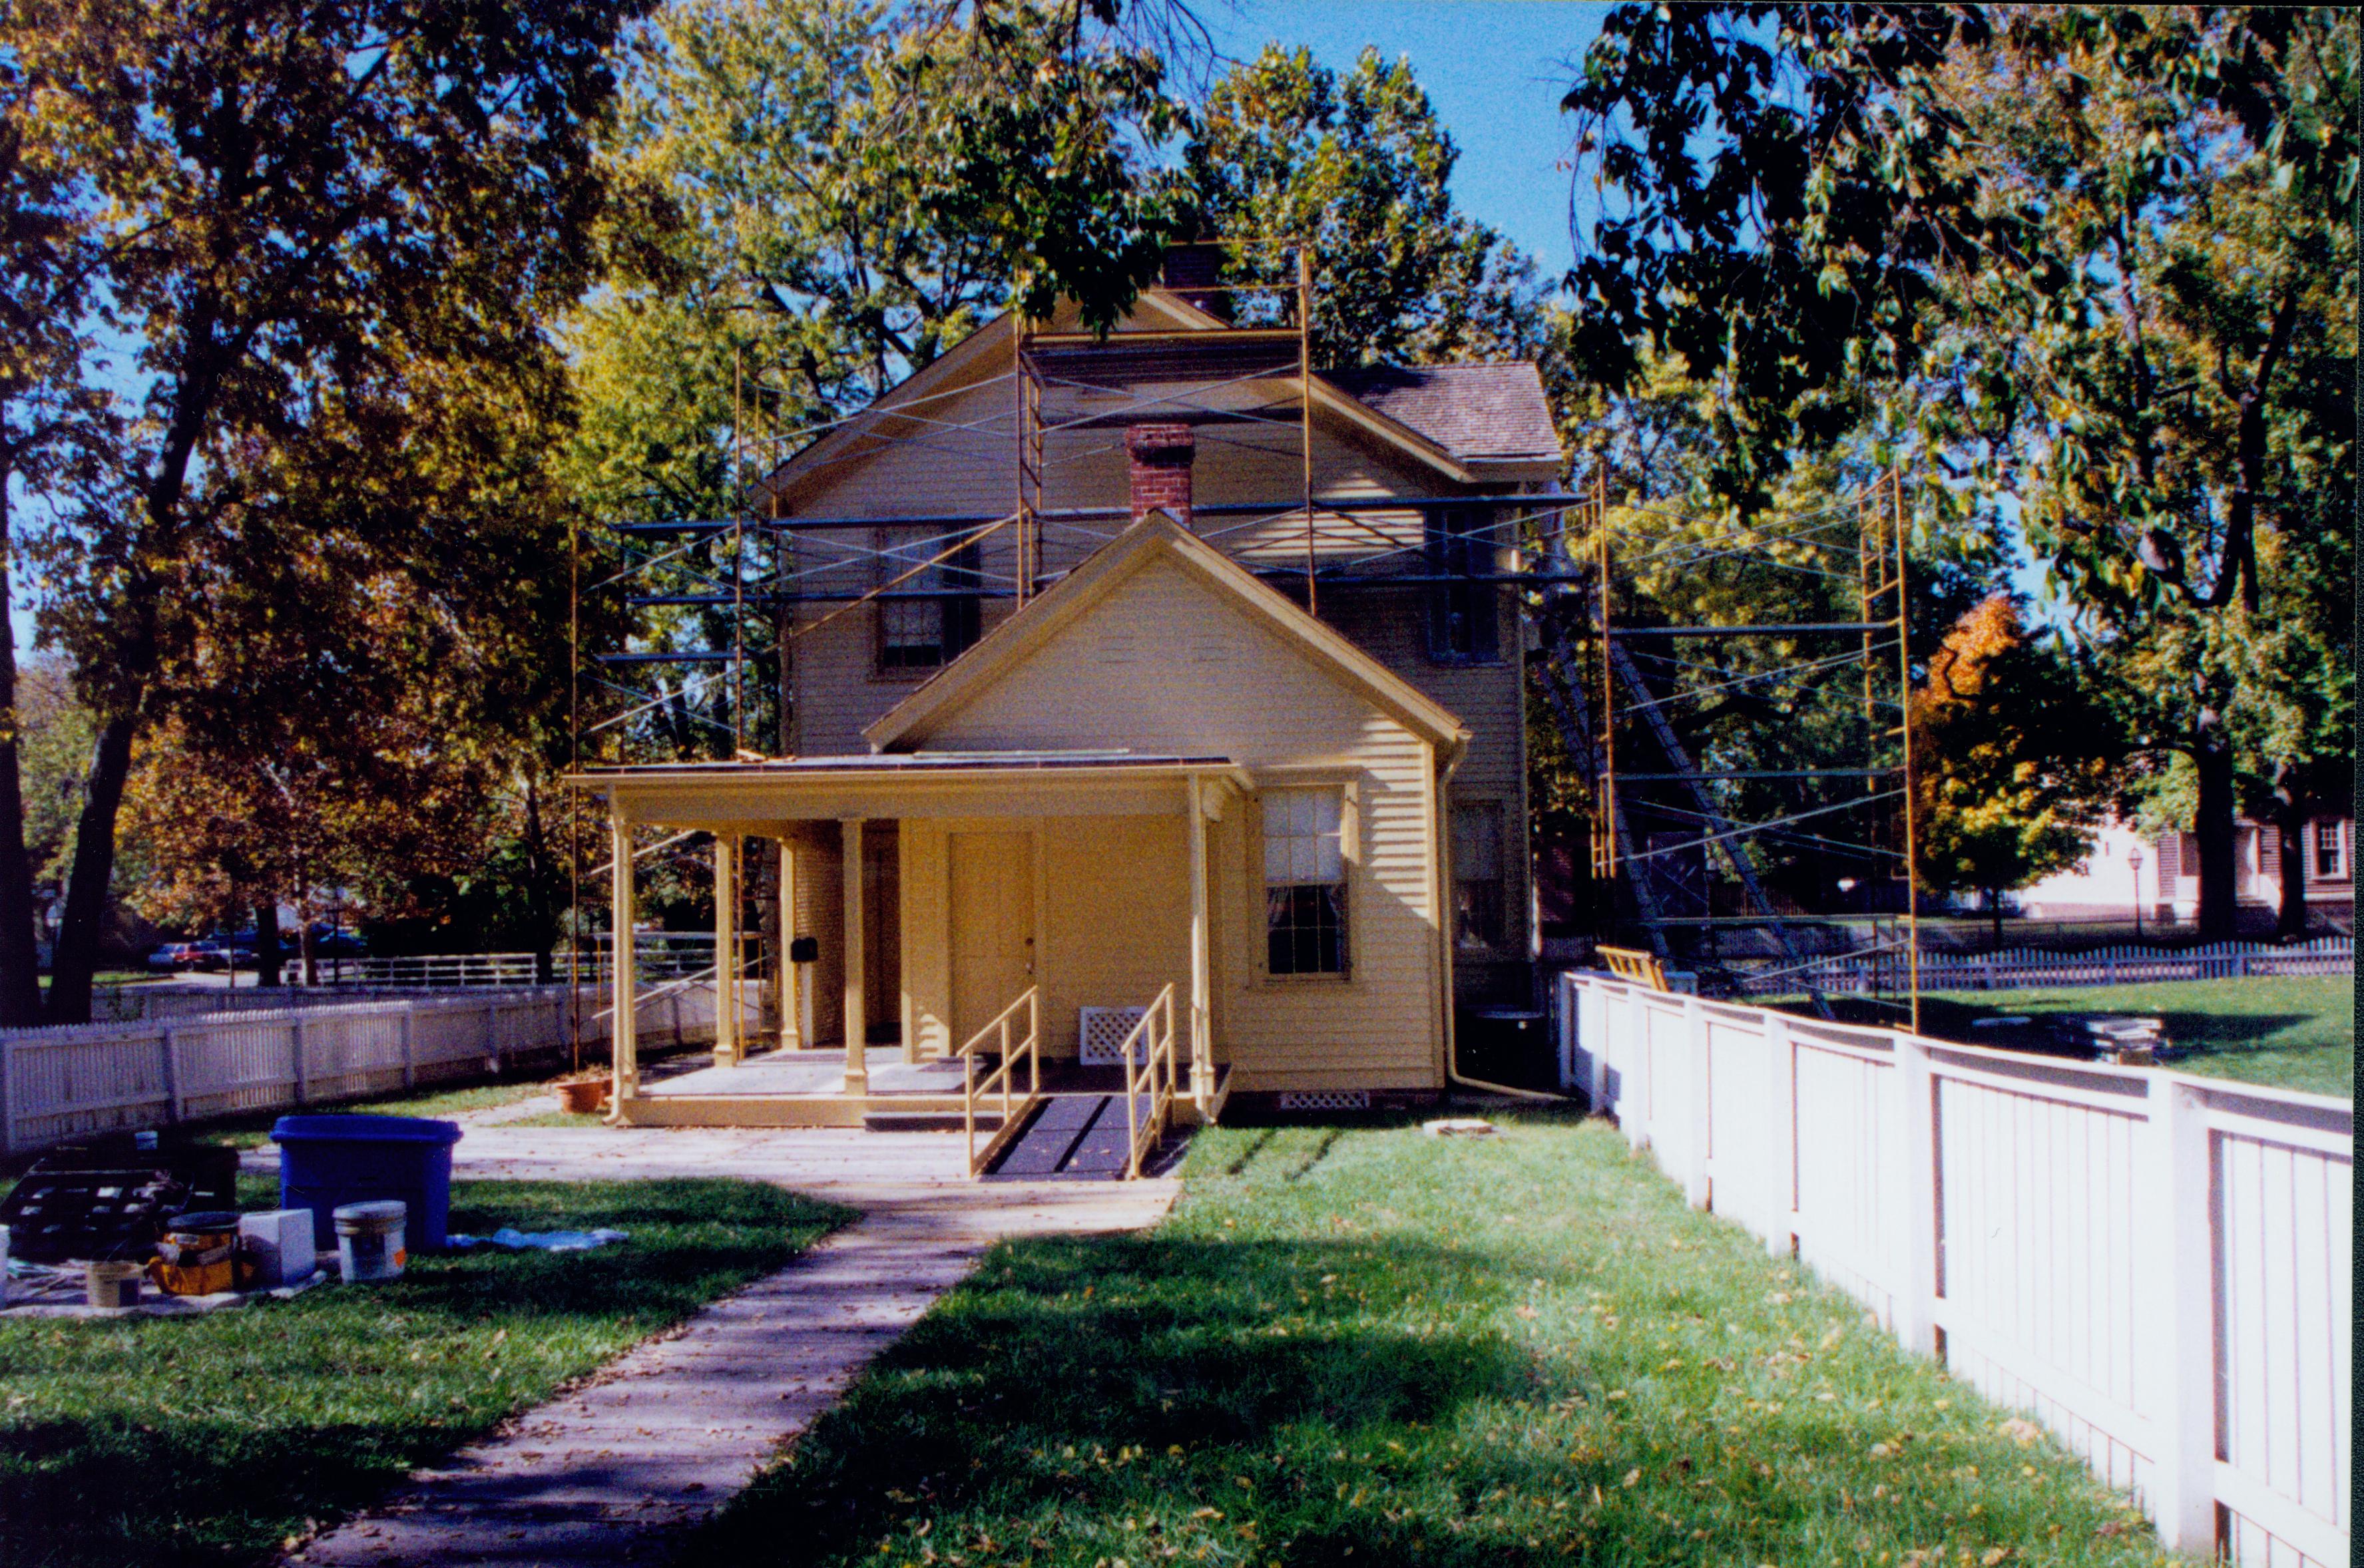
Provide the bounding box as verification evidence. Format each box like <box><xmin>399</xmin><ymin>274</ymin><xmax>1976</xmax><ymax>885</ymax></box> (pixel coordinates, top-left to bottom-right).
<box><xmin>1740</xmin><ymin>936</ymin><xmax>2352</xmax><ymax>996</ymax></box>
<box><xmin>0</xmin><ymin>982</ymin><xmax>743</xmax><ymax>1157</ymax></box>
<box><xmin>1560</xmin><ymin>971</ymin><xmax>2350</xmax><ymax>1568</ymax></box>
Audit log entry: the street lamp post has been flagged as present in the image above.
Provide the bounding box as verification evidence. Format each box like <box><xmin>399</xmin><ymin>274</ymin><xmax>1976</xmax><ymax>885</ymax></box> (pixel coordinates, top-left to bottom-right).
<box><xmin>2128</xmin><ymin>847</ymin><xmax>2144</xmax><ymax>940</ymax></box>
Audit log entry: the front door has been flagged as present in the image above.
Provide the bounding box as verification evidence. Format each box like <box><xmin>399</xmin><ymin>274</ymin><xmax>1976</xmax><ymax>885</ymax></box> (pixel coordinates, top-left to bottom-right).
<box><xmin>948</xmin><ymin>829</ymin><xmax>1035</xmax><ymax>1054</ymax></box>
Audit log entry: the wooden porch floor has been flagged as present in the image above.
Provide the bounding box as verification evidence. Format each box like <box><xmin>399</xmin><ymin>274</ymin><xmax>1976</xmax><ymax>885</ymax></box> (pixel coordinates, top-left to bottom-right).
<box><xmin>640</xmin><ymin>1048</ymin><xmax>1158</xmax><ymax>1101</ymax></box>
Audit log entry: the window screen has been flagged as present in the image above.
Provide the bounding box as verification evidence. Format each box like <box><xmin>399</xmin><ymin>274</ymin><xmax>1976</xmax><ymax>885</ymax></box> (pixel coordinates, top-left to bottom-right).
<box><xmin>1264</xmin><ymin>789</ymin><xmax>1346</xmax><ymax>975</ymax></box>
<box><xmin>1452</xmin><ymin>801</ymin><xmax>1505</xmax><ymax>948</ymax></box>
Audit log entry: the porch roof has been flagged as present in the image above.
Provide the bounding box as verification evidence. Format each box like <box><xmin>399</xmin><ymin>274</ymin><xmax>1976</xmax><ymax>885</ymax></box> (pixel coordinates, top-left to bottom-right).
<box><xmin>570</xmin><ymin>750</ymin><xmax>1252</xmax><ymax>827</ymax></box>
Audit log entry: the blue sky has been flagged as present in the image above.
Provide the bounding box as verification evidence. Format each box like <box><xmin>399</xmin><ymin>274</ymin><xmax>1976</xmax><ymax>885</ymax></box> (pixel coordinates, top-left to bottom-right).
<box><xmin>1195</xmin><ymin>1</ymin><xmax>1606</xmax><ymax>282</ymax></box>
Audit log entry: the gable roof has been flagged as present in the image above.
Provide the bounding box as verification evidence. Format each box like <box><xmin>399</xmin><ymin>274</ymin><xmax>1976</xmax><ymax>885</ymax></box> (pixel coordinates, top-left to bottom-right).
<box><xmin>755</xmin><ymin>289</ymin><xmax>1560</xmax><ymax>505</ymax></box>
<box><xmin>863</xmin><ymin>511</ymin><xmax>1471</xmax><ymax>757</ymax></box>
<box><xmin>1327</xmin><ymin>362</ymin><xmax>1562</xmax><ymax>464</ymax></box>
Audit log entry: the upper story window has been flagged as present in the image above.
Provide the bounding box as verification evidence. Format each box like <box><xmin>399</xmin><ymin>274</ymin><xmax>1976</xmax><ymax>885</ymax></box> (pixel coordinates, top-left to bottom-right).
<box><xmin>877</xmin><ymin>533</ymin><xmax>982</xmax><ymax>672</ymax></box>
<box><xmin>1425</xmin><ymin>506</ymin><xmax>1501</xmax><ymax>665</ymax></box>
<box><xmin>1264</xmin><ymin>787</ymin><xmax>1347</xmax><ymax>976</ymax></box>
<box><xmin>2314</xmin><ymin>820</ymin><xmax>2344</xmax><ymax>880</ymax></box>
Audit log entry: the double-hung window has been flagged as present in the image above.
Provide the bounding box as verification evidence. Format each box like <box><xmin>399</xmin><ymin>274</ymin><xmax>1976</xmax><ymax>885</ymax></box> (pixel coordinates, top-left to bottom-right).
<box><xmin>2315</xmin><ymin>820</ymin><xmax>2344</xmax><ymax>880</ymax></box>
<box><xmin>1425</xmin><ymin>506</ymin><xmax>1501</xmax><ymax>664</ymax></box>
<box><xmin>878</xmin><ymin>532</ymin><xmax>983</xmax><ymax>671</ymax></box>
<box><xmin>1451</xmin><ymin>801</ymin><xmax>1506</xmax><ymax>949</ymax></box>
<box><xmin>1264</xmin><ymin>788</ymin><xmax>1347</xmax><ymax>976</ymax></box>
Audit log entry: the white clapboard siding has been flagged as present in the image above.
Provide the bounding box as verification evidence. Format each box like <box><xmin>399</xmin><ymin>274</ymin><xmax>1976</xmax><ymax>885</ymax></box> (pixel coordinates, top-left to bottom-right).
<box><xmin>1560</xmin><ymin>971</ymin><xmax>2351</xmax><ymax>1567</ymax></box>
<box><xmin>0</xmin><ymin>983</ymin><xmax>744</xmax><ymax>1156</ymax></box>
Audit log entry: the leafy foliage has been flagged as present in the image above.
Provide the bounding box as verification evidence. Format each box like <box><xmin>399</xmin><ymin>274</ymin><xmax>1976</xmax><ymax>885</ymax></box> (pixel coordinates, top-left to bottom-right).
<box><xmin>1907</xmin><ymin>596</ymin><xmax>2114</xmax><ymax>914</ymax></box>
<box><xmin>1188</xmin><ymin>44</ymin><xmax>1545</xmax><ymax>369</ymax></box>
<box><xmin>2</xmin><ymin>0</ymin><xmax>654</xmax><ymax>1018</ymax></box>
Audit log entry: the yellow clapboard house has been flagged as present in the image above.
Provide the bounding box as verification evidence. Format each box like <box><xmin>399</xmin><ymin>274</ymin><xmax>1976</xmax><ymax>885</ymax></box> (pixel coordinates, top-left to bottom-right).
<box><xmin>572</xmin><ymin>258</ymin><xmax>1561</xmax><ymax>1169</ymax></box>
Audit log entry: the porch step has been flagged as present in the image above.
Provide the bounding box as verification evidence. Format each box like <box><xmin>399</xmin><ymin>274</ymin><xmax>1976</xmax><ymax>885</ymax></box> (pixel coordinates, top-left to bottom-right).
<box><xmin>986</xmin><ymin>1093</ymin><xmax>1170</xmax><ymax>1180</ymax></box>
<box><xmin>863</xmin><ymin>1109</ymin><xmax>1003</xmax><ymax>1134</ymax></box>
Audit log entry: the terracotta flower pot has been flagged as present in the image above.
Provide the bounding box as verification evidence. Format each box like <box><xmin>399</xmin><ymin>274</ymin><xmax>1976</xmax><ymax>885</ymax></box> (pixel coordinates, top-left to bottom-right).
<box><xmin>556</xmin><ymin>1078</ymin><xmax>609</xmax><ymax>1115</ymax></box>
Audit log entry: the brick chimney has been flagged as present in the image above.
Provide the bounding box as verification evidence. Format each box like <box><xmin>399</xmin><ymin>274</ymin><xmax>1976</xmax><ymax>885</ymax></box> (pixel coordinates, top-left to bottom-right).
<box><xmin>1126</xmin><ymin>423</ymin><xmax>1195</xmax><ymax>529</ymax></box>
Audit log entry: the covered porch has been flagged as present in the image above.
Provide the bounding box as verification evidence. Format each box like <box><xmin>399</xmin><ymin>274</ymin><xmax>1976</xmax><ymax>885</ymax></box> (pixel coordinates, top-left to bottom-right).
<box><xmin>575</xmin><ymin>752</ymin><xmax>1248</xmax><ymax>1169</ymax></box>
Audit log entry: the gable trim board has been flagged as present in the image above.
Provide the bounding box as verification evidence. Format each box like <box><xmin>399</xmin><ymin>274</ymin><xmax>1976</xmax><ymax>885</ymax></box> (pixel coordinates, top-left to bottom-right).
<box><xmin>864</xmin><ymin>512</ymin><xmax>1473</xmax><ymax>761</ymax></box>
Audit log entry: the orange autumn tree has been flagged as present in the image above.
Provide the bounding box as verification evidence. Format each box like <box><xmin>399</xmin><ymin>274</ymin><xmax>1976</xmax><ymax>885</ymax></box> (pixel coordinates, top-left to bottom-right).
<box><xmin>1909</xmin><ymin>594</ymin><xmax>2116</xmax><ymax>940</ymax></box>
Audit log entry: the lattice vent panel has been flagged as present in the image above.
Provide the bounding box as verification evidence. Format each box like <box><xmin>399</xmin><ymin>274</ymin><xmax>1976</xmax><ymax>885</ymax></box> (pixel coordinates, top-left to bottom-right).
<box><xmin>1078</xmin><ymin>1007</ymin><xmax>1148</xmax><ymax>1065</ymax></box>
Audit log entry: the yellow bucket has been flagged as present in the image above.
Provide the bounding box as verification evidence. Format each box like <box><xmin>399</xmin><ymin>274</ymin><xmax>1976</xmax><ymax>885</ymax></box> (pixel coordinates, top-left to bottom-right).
<box><xmin>150</xmin><ymin>1211</ymin><xmax>240</xmax><ymax>1296</ymax></box>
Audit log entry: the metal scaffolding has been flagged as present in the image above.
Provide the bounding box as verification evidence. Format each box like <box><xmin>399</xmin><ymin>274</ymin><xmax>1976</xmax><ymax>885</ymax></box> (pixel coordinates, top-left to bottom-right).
<box><xmin>1533</xmin><ymin>471</ymin><xmax>1921</xmax><ymax>1026</ymax></box>
<box><xmin>561</xmin><ymin>244</ymin><xmax>1919</xmax><ymax>1052</ymax></box>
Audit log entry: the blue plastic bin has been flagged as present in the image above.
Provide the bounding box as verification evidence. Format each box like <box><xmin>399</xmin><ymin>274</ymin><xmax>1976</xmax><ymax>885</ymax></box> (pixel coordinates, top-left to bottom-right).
<box><xmin>270</xmin><ymin>1115</ymin><xmax>463</xmax><ymax>1252</ymax></box>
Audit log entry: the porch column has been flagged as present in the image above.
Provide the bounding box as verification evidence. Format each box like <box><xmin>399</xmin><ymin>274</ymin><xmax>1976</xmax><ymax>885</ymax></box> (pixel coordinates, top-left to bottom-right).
<box><xmin>779</xmin><ymin>834</ymin><xmax>804</xmax><ymax>1050</ymax></box>
<box><xmin>712</xmin><ymin>833</ymin><xmax>741</xmax><ymax>1066</ymax></box>
<box><xmin>841</xmin><ymin>818</ymin><xmax>867</xmax><ymax>1093</ymax></box>
<box><xmin>609</xmin><ymin>811</ymin><xmax>638</xmax><ymax>1101</ymax></box>
<box><xmin>1187</xmin><ymin>775</ymin><xmax>1214</xmax><ymax>1111</ymax></box>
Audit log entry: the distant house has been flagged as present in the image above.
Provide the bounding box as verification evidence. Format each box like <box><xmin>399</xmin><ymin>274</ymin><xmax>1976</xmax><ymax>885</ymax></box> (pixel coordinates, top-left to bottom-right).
<box><xmin>2014</xmin><ymin>817</ymin><xmax>2355</xmax><ymax>926</ymax></box>
<box><xmin>574</xmin><ymin>267</ymin><xmax>1563</xmax><ymax>1125</ymax></box>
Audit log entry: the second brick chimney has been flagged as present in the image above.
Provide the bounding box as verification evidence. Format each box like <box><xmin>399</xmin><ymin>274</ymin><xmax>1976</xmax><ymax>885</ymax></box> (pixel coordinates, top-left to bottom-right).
<box><xmin>1126</xmin><ymin>423</ymin><xmax>1195</xmax><ymax>530</ymax></box>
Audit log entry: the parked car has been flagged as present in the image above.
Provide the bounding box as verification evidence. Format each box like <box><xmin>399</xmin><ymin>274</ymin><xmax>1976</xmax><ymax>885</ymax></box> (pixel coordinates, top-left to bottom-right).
<box><xmin>146</xmin><ymin>942</ymin><xmax>209</xmax><ymax>972</ymax></box>
<box><xmin>306</xmin><ymin>925</ymin><xmax>367</xmax><ymax>956</ymax></box>
<box><xmin>192</xmin><ymin>936</ymin><xmax>259</xmax><ymax>971</ymax></box>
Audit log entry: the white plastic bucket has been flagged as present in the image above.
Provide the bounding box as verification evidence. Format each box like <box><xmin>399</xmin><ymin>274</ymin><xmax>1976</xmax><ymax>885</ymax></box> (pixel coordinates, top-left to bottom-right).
<box><xmin>333</xmin><ymin>1200</ymin><xmax>409</xmax><ymax>1282</ymax></box>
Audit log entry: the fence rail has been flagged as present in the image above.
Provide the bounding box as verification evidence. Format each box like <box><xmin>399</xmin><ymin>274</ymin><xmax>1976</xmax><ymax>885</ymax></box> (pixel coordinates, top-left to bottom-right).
<box><xmin>1736</xmin><ymin>936</ymin><xmax>2351</xmax><ymax>995</ymax></box>
<box><xmin>1558</xmin><ymin>970</ymin><xmax>2350</xmax><ymax>1568</ymax></box>
<box><xmin>0</xmin><ymin>983</ymin><xmax>733</xmax><ymax>1157</ymax></box>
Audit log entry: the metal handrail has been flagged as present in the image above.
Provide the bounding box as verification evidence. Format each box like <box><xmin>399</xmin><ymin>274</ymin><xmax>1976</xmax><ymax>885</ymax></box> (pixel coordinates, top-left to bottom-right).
<box><xmin>1118</xmin><ymin>984</ymin><xmax>1178</xmax><ymax>1179</ymax></box>
<box><xmin>960</xmin><ymin>986</ymin><xmax>1040</xmax><ymax>1177</ymax></box>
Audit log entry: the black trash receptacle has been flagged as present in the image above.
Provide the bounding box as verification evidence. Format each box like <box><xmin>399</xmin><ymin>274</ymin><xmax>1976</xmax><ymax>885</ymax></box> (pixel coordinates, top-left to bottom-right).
<box><xmin>1457</xmin><ymin>1008</ymin><xmax>1554</xmax><ymax>1092</ymax></box>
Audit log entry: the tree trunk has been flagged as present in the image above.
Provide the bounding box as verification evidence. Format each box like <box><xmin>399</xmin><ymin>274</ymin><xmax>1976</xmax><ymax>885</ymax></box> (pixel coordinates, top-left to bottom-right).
<box><xmin>2270</xmin><ymin>766</ymin><xmax>2310</xmax><ymax>943</ymax></box>
<box><xmin>0</xmin><ymin>479</ymin><xmax>45</xmax><ymax>1026</ymax></box>
<box><xmin>43</xmin><ymin>712</ymin><xmax>137</xmax><ymax>1024</ymax></box>
<box><xmin>2191</xmin><ymin>709</ymin><xmax>2240</xmax><ymax>942</ymax></box>
<box><xmin>1989</xmin><ymin>890</ymin><xmax>2005</xmax><ymax>949</ymax></box>
<box><xmin>255</xmin><ymin>894</ymin><xmax>283</xmax><ymax>986</ymax></box>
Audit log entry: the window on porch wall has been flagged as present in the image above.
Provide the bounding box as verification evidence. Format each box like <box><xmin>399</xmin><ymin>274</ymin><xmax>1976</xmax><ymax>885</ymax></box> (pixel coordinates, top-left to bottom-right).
<box><xmin>877</xmin><ymin>534</ymin><xmax>983</xmax><ymax>670</ymax></box>
<box><xmin>1264</xmin><ymin>788</ymin><xmax>1347</xmax><ymax>976</ymax></box>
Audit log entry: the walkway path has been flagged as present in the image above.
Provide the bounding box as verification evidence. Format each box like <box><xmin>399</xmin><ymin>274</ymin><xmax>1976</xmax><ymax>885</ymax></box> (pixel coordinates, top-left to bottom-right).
<box><xmin>278</xmin><ymin>1125</ymin><xmax>1178</xmax><ymax>1567</ymax></box>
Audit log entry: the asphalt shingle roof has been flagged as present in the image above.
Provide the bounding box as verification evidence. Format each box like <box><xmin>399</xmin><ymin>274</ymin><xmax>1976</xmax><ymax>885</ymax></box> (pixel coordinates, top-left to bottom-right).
<box><xmin>1329</xmin><ymin>361</ymin><xmax>1560</xmax><ymax>463</ymax></box>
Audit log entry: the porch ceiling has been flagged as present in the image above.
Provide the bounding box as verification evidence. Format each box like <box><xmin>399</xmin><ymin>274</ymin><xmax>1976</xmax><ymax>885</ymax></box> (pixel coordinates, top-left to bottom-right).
<box><xmin>569</xmin><ymin>751</ymin><xmax>1251</xmax><ymax>827</ymax></box>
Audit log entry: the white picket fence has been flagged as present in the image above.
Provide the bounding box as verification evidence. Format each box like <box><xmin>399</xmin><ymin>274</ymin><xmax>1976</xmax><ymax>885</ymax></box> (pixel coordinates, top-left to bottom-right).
<box><xmin>1749</xmin><ymin>936</ymin><xmax>2352</xmax><ymax>995</ymax></box>
<box><xmin>1560</xmin><ymin>970</ymin><xmax>2351</xmax><ymax>1567</ymax></box>
<box><xmin>0</xmin><ymin>983</ymin><xmax>729</xmax><ymax>1157</ymax></box>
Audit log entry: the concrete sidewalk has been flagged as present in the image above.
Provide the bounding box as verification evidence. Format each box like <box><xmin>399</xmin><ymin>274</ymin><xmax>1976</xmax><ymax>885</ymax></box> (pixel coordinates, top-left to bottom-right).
<box><xmin>278</xmin><ymin>1125</ymin><xmax>1178</xmax><ymax>1567</ymax></box>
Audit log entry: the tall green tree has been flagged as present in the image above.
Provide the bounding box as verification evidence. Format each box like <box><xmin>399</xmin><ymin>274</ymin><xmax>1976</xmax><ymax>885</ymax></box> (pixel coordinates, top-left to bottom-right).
<box><xmin>1187</xmin><ymin>44</ymin><xmax>1544</xmax><ymax>369</ymax></box>
<box><xmin>1</xmin><ymin>0</ymin><xmax>650</xmax><ymax>1022</ymax></box>
<box><xmin>1561</xmin><ymin>5</ymin><xmax>2356</xmax><ymax>937</ymax></box>
<box><xmin>571</xmin><ymin>0</ymin><xmax>1195</xmax><ymax>524</ymax></box>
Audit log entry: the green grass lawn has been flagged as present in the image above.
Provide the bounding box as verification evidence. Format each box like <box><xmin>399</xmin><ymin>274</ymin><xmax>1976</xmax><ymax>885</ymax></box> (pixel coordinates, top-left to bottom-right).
<box><xmin>685</xmin><ymin>1115</ymin><xmax>2177</xmax><ymax>1568</ymax></box>
<box><xmin>0</xmin><ymin>1177</ymin><xmax>851</xmax><ymax>1568</ymax></box>
<box><xmin>1916</xmin><ymin>976</ymin><xmax>2354</xmax><ymax>1096</ymax></box>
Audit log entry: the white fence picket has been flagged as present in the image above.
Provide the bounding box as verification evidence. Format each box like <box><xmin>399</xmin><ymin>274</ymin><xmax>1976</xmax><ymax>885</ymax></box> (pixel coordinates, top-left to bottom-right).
<box><xmin>0</xmin><ymin>981</ymin><xmax>748</xmax><ymax>1156</ymax></box>
<box><xmin>1561</xmin><ymin>970</ymin><xmax>2351</xmax><ymax>1567</ymax></box>
<box><xmin>1740</xmin><ymin>935</ymin><xmax>2351</xmax><ymax>995</ymax></box>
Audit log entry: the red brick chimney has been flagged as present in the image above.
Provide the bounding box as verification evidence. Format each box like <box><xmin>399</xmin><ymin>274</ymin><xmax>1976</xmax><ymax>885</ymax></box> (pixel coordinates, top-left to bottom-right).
<box><xmin>1126</xmin><ymin>423</ymin><xmax>1195</xmax><ymax>529</ymax></box>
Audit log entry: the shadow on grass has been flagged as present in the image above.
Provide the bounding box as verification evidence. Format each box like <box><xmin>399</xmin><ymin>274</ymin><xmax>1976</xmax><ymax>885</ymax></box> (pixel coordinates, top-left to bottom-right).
<box><xmin>0</xmin><ymin>1179</ymin><xmax>850</xmax><ymax>1568</ymax></box>
<box><xmin>684</xmin><ymin>1119</ymin><xmax>2168</xmax><ymax>1568</ymax></box>
<box><xmin>690</xmin><ymin>1230</ymin><xmax>1548</xmax><ymax>1567</ymax></box>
